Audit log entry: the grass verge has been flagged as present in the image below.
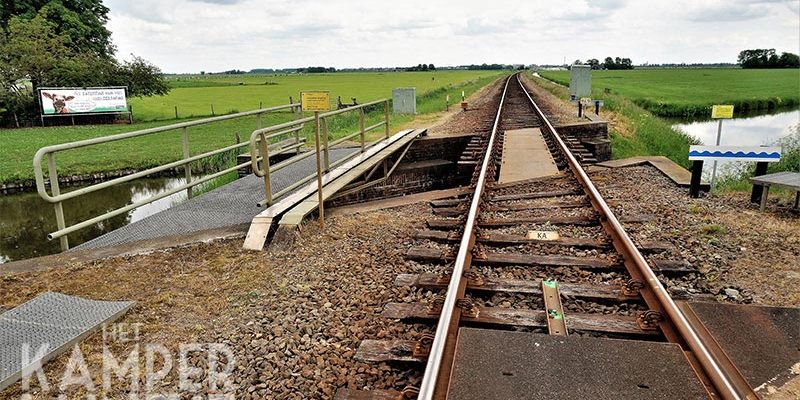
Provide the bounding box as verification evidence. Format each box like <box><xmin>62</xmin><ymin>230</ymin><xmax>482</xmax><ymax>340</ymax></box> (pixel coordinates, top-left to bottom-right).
<box><xmin>529</xmin><ymin>73</ymin><xmax>698</xmax><ymax>168</ymax></box>
<box><xmin>539</xmin><ymin>68</ymin><xmax>800</xmax><ymax>118</ymax></box>
<box><xmin>0</xmin><ymin>72</ymin><xmax>505</xmax><ymax>186</ymax></box>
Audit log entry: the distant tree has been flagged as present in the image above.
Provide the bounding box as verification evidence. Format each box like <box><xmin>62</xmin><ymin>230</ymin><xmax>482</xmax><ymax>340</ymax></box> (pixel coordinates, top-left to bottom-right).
<box><xmin>0</xmin><ymin>10</ymin><xmax>168</xmax><ymax>123</ymax></box>
<box><xmin>587</xmin><ymin>59</ymin><xmax>601</xmax><ymax>69</ymax></box>
<box><xmin>302</xmin><ymin>67</ymin><xmax>335</xmax><ymax>73</ymax></box>
<box><xmin>739</xmin><ymin>49</ymin><xmax>799</xmax><ymax>68</ymax></box>
<box><xmin>573</xmin><ymin>59</ymin><xmax>583</xmax><ymax>65</ymax></box>
<box><xmin>1</xmin><ymin>0</ymin><xmax>114</xmax><ymax>58</ymax></box>
<box><xmin>603</xmin><ymin>56</ymin><xmax>633</xmax><ymax>70</ymax></box>
<box><xmin>428</xmin><ymin>63</ymin><xmax>435</xmax><ymax>70</ymax></box>
<box><xmin>778</xmin><ymin>52</ymin><xmax>800</xmax><ymax>68</ymax></box>
<box><xmin>115</xmin><ymin>56</ymin><xmax>170</xmax><ymax>97</ymax></box>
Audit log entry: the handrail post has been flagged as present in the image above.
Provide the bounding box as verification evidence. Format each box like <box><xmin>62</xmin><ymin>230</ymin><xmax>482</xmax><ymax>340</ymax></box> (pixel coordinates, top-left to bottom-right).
<box><xmin>259</xmin><ymin>132</ymin><xmax>273</xmax><ymax>206</ymax></box>
<box><xmin>359</xmin><ymin>108</ymin><xmax>366</xmax><ymax>152</ymax></box>
<box><xmin>384</xmin><ymin>100</ymin><xmax>390</xmax><ymax>138</ymax></box>
<box><xmin>47</xmin><ymin>153</ymin><xmax>69</xmax><ymax>251</ymax></box>
<box><xmin>181</xmin><ymin>127</ymin><xmax>193</xmax><ymax>199</ymax></box>
<box><xmin>321</xmin><ymin>117</ymin><xmax>330</xmax><ymax>172</ymax></box>
<box><xmin>313</xmin><ymin>112</ymin><xmax>325</xmax><ymax>229</ymax></box>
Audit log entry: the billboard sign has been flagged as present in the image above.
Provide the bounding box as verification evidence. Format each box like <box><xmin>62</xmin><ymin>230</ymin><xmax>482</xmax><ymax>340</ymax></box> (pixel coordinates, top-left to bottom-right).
<box><xmin>39</xmin><ymin>87</ymin><xmax>128</xmax><ymax>116</ymax></box>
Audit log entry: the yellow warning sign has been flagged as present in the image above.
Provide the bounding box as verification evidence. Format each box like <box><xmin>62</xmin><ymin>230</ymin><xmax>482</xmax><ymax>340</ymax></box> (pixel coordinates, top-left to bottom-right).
<box><xmin>711</xmin><ymin>105</ymin><xmax>734</xmax><ymax>119</ymax></box>
<box><xmin>300</xmin><ymin>91</ymin><xmax>331</xmax><ymax>112</ymax></box>
<box><xmin>526</xmin><ymin>230</ymin><xmax>560</xmax><ymax>241</ymax></box>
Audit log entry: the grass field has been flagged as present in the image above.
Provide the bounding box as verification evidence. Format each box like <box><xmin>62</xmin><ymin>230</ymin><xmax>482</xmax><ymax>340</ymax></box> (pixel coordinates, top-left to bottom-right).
<box><xmin>0</xmin><ymin>70</ymin><xmax>505</xmax><ymax>185</ymax></box>
<box><xmin>538</xmin><ymin>68</ymin><xmax>800</xmax><ymax>117</ymax></box>
<box><xmin>529</xmin><ymin>73</ymin><xmax>699</xmax><ymax>168</ymax></box>
<box><xmin>531</xmin><ymin>70</ymin><xmax>799</xmax><ymax>194</ymax></box>
<box><xmin>136</xmin><ymin>71</ymin><xmax>500</xmax><ymax>121</ymax></box>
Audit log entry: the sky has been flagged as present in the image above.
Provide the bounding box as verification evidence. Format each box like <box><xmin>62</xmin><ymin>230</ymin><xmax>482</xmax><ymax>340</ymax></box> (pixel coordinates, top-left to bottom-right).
<box><xmin>104</xmin><ymin>0</ymin><xmax>800</xmax><ymax>73</ymax></box>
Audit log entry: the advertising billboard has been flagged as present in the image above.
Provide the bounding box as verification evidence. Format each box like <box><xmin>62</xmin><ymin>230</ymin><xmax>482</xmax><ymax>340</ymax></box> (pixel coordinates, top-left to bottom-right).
<box><xmin>39</xmin><ymin>87</ymin><xmax>128</xmax><ymax>116</ymax></box>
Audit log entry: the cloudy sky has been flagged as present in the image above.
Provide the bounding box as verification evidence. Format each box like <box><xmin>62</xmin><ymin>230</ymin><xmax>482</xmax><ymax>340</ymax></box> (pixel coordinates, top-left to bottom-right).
<box><xmin>105</xmin><ymin>0</ymin><xmax>800</xmax><ymax>73</ymax></box>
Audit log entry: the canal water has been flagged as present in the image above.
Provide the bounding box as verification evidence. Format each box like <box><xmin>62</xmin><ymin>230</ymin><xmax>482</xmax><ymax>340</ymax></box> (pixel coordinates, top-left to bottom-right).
<box><xmin>671</xmin><ymin>108</ymin><xmax>799</xmax><ymax>180</ymax></box>
<box><xmin>0</xmin><ymin>175</ymin><xmax>206</xmax><ymax>263</ymax></box>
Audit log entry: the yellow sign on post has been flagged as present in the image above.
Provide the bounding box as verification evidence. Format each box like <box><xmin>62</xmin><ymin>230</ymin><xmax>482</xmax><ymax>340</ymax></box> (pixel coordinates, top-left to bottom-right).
<box><xmin>301</xmin><ymin>91</ymin><xmax>331</xmax><ymax>112</ymax></box>
<box><xmin>711</xmin><ymin>105</ymin><xmax>734</xmax><ymax>119</ymax></box>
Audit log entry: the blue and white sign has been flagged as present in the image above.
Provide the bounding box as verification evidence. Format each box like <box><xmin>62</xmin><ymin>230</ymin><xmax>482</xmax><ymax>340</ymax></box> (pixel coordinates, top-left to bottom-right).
<box><xmin>688</xmin><ymin>145</ymin><xmax>782</xmax><ymax>163</ymax></box>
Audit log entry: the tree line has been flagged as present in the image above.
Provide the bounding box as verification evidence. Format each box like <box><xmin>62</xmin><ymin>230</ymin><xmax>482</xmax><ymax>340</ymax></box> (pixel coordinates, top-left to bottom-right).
<box><xmin>573</xmin><ymin>57</ymin><xmax>634</xmax><ymax>70</ymax></box>
<box><xmin>406</xmin><ymin>64</ymin><xmax>436</xmax><ymax>71</ymax></box>
<box><xmin>738</xmin><ymin>49</ymin><xmax>799</xmax><ymax>69</ymax></box>
<box><xmin>0</xmin><ymin>0</ymin><xmax>169</xmax><ymax>125</ymax></box>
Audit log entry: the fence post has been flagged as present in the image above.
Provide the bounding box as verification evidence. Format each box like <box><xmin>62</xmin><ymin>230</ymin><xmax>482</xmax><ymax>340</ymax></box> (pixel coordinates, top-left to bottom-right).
<box><xmin>359</xmin><ymin>108</ymin><xmax>366</xmax><ymax>152</ymax></box>
<box><xmin>211</xmin><ymin>104</ymin><xmax>215</xmax><ymax>116</ymax></box>
<box><xmin>259</xmin><ymin>132</ymin><xmax>273</xmax><ymax>206</ymax></box>
<box><xmin>384</xmin><ymin>100</ymin><xmax>390</xmax><ymax>138</ymax></box>
<box><xmin>47</xmin><ymin>153</ymin><xmax>69</xmax><ymax>251</ymax></box>
<box><xmin>175</xmin><ymin>106</ymin><xmax>179</xmax><ymax>119</ymax></box>
<box><xmin>321</xmin><ymin>117</ymin><xmax>330</xmax><ymax>172</ymax></box>
<box><xmin>182</xmin><ymin>127</ymin><xmax>193</xmax><ymax>198</ymax></box>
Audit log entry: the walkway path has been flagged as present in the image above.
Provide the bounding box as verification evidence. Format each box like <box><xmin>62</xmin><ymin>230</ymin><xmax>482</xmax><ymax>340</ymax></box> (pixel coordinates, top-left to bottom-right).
<box><xmin>76</xmin><ymin>148</ymin><xmax>355</xmax><ymax>249</ymax></box>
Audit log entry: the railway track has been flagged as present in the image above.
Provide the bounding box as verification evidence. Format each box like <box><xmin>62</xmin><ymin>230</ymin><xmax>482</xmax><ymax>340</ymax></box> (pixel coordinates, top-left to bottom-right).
<box><xmin>340</xmin><ymin>73</ymin><xmax>759</xmax><ymax>400</ymax></box>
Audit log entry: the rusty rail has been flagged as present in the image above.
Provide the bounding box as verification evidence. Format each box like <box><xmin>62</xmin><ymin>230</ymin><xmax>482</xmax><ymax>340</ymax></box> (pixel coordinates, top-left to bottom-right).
<box><xmin>416</xmin><ymin>74</ymin><xmax>512</xmax><ymax>400</ymax></box>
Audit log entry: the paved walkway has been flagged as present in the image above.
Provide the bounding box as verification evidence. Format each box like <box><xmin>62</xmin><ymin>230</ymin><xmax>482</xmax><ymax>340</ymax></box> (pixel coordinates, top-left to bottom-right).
<box><xmin>76</xmin><ymin>148</ymin><xmax>356</xmax><ymax>250</ymax></box>
<box><xmin>499</xmin><ymin>128</ymin><xmax>559</xmax><ymax>183</ymax></box>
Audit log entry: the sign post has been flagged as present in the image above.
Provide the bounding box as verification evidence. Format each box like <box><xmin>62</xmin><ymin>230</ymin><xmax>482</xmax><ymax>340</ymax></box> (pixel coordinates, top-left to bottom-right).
<box><xmin>709</xmin><ymin>105</ymin><xmax>734</xmax><ymax>191</ymax></box>
<box><xmin>301</xmin><ymin>91</ymin><xmax>331</xmax><ymax>229</ymax></box>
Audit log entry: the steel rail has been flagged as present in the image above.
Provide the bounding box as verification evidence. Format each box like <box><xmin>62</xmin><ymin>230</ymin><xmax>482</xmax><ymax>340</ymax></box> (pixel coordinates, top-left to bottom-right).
<box><xmin>515</xmin><ymin>73</ymin><xmax>755</xmax><ymax>400</ymax></box>
<box><xmin>416</xmin><ymin>74</ymin><xmax>513</xmax><ymax>400</ymax></box>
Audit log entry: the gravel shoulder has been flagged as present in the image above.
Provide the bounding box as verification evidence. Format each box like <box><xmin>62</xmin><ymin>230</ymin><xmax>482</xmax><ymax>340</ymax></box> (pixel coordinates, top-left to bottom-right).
<box><xmin>590</xmin><ymin>164</ymin><xmax>800</xmax><ymax>307</ymax></box>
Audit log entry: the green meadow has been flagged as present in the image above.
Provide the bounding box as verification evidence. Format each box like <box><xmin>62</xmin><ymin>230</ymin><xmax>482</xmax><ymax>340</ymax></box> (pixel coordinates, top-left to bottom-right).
<box><xmin>530</xmin><ymin>69</ymin><xmax>799</xmax><ymax>194</ymax></box>
<box><xmin>136</xmin><ymin>71</ymin><xmax>501</xmax><ymax>120</ymax></box>
<box><xmin>0</xmin><ymin>70</ymin><xmax>505</xmax><ymax>184</ymax></box>
<box><xmin>538</xmin><ymin>68</ymin><xmax>800</xmax><ymax>117</ymax></box>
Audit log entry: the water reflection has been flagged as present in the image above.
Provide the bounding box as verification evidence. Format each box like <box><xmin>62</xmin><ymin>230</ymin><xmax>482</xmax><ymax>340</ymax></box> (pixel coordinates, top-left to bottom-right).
<box><xmin>0</xmin><ymin>176</ymin><xmax>194</xmax><ymax>263</ymax></box>
<box><xmin>672</xmin><ymin>109</ymin><xmax>799</xmax><ymax>179</ymax></box>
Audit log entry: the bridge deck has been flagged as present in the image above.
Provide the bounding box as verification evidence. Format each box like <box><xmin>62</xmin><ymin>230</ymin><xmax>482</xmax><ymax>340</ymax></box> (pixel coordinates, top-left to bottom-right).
<box><xmin>75</xmin><ymin>147</ymin><xmax>356</xmax><ymax>250</ymax></box>
<box><xmin>498</xmin><ymin>128</ymin><xmax>559</xmax><ymax>184</ymax></box>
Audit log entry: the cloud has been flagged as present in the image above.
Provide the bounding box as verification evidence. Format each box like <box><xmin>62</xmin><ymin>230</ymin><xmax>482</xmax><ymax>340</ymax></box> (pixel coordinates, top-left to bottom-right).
<box><xmin>187</xmin><ymin>0</ymin><xmax>244</xmax><ymax>4</ymax></box>
<box><xmin>102</xmin><ymin>0</ymin><xmax>800</xmax><ymax>72</ymax></box>
<box><xmin>555</xmin><ymin>0</ymin><xmax>627</xmax><ymax>21</ymax></box>
<box><xmin>684</xmin><ymin>0</ymin><xmax>793</xmax><ymax>21</ymax></box>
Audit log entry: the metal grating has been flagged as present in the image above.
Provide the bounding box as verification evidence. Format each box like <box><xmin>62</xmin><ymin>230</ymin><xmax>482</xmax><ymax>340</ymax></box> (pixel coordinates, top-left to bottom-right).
<box><xmin>0</xmin><ymin>292</ymin><xmax>134</xmax><ymax>391</ymax></box>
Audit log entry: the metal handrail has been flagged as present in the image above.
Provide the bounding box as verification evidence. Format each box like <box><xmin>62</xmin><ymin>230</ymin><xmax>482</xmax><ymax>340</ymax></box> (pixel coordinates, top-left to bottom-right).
<box><xmin>248</xmin><ymin>99</ymin><xmax>390</xmax><ymax>207</ymax></box>
<box><xmin>32</xmin><ymin>102</ymin><xmax>300</xmax><ymax>251</ymax></box>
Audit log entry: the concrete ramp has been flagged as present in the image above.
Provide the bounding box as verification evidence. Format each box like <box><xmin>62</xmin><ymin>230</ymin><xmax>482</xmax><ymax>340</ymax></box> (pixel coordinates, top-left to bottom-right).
<box><xmin>499</xmin><ymin>128</ymin><xmax>558</xmax><ymax>183</ymax></box>
<box><xmin>243</xmin><ymin>129</ymin><xmax>425</xmax><ymax>251</ymax></box>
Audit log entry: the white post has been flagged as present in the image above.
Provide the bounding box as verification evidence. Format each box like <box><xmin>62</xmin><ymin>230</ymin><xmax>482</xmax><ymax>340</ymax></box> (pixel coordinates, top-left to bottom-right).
<box><xmin>710</xmin><ymin>119</ymin><xmax>723</xmax><ymax>192</ymax></box>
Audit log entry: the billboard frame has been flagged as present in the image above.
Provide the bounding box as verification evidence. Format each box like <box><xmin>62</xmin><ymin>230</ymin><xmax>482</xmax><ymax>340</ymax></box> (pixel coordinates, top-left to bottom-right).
<box><xmin>38</xmin><ymin>86</ymin><xmax>132</xmax><ymax>124</ymax></box>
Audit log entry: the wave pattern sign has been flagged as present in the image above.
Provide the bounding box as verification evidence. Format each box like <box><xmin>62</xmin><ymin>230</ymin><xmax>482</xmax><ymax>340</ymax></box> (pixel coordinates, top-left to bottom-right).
<box><xmin>40</xmin><ymin>87</ymin><xmax>127</xmax><ymax>115</ymax></box>
<box><xmin>688</xmin><ymin>145</ymin><xmax>782</xmax><ymax>163</ymax></box>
